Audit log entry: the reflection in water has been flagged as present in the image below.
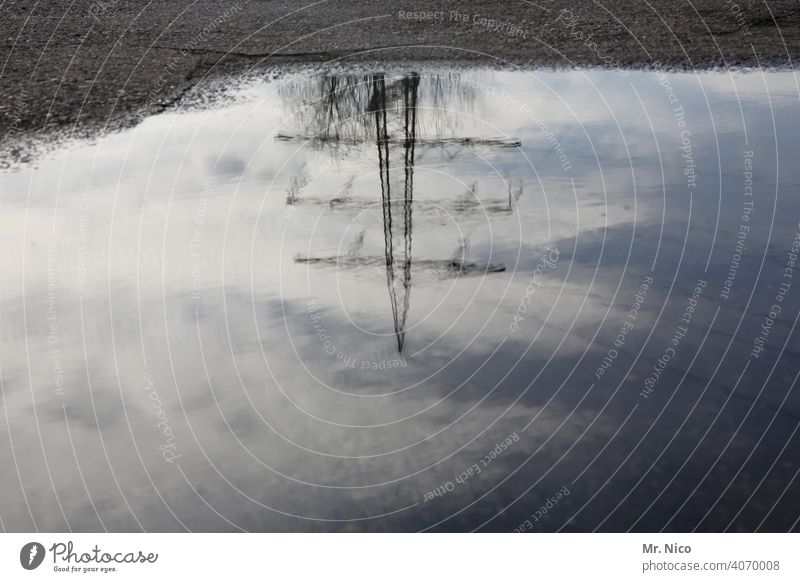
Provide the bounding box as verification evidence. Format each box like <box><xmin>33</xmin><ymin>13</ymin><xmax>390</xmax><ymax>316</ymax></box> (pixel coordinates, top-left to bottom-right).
<box><xmin>1</xmin><ymin>68</ymin><xmax>800</xmax><ymax>532</ymax></box>
<box><xmin>374</xmin><ymin>73</ymin><xmax>416</xmax><ymax>352</ymax></box>
<box><xmin>292</xmin><ymin>73</ymin><xmax>509</xmax><ymax>351</ymax></box>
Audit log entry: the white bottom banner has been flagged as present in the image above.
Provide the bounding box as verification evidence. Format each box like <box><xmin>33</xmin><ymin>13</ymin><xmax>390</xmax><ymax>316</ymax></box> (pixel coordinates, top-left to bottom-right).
<box><xmin>0</xmin><ymin>533</ymin><xmax>797</xmax><ymax>581</ymax></box>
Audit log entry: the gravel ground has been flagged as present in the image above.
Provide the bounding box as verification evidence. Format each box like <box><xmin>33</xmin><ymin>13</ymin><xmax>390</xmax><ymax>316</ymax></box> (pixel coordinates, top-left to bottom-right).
<box><xmin>1</xmin><ymin>0</ymin><xmax>799</xmax><ymax>142</ymax></box>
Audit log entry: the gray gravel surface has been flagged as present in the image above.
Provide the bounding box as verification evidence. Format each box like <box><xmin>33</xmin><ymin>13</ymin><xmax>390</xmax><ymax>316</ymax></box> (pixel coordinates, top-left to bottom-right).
<box><xmin>1</xmin><ymin>0</ymin><xmax>799</xmax><ymax>142</ymax></box>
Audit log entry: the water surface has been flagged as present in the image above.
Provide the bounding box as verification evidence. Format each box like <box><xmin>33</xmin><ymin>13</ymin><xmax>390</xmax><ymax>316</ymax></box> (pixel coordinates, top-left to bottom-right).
<box><xmin>1</xmin><ymin>67</ymin><xmax>799</xmax><ymax>532</ymax></box>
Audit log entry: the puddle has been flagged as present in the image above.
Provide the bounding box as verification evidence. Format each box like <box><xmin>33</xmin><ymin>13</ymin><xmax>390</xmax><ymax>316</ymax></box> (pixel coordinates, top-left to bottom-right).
<box><xmin>1</xmin><ymin>67</ymin><xmax>799</xmax><ymax>532</ymax></box>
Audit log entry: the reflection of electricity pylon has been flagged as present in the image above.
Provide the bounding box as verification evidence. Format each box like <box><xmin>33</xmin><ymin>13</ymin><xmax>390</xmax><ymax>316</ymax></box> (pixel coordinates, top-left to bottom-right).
<box><xmin>293</xmin><ymin>73</ymin><xmax>507</xmax><ymax>353</ymax></box>
<box><xmin>371</xmin><ymin>73</ymin><xmax>418</xmax><ymax>352</ymax></box>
